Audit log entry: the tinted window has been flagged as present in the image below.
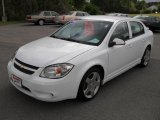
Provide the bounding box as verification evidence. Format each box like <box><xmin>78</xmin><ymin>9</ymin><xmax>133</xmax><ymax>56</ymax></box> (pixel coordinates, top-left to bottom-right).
<box><xmin>110</xmin><ymin>22</ymin><xmax>129</xmax><ymax>41</ymax></box>
<box><xmin>76</xmin><ymin>12</ymin><xmax>84</xmax><ymax>16</ymax></box>
<box><xmin>150</xmin><ymin>17</ymin><xmax>160</xmax><ymax>23</ymax></box>
<box><xmin>51</xmin><ymin>20</ymin><xmax>113</xmax><ymax>46</ymax></box>
<box><xmin>130</xmin><ymin>21</ymin><xmax>144</xmax><ymax>37</ymax></box>
<box><xmin>44</xmin><ymin>12</ymin><xmax>51</xmax><ymax>16</ymax></box>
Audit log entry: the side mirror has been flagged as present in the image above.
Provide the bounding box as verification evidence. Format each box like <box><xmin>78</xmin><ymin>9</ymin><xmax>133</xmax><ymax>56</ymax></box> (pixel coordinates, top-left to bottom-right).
<box><xmin>109</xmin><ymin>38</ymin><xmax>125</xmax><ymax>47</ymax></box>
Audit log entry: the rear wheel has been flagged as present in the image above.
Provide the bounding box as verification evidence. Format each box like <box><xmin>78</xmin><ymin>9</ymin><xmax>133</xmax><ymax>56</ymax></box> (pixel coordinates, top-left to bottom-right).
<box><xmin>77</xmin><ymin>68</ymin><xmax>102</xmax><ymax>101</ymax></box>
<box><xmin>38</xmin><ymin>20</ymin><xmax>44</xmax><ymax>26</ymax></box>
<box><xmin>139</xmin><ymin>47</ymin><xmax>151</xmax><ymax>67</ymax></box>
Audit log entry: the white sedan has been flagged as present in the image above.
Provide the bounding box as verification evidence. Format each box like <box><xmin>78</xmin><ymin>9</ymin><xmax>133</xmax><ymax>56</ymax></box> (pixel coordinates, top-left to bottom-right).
<box><xmin>7</xmin><ymin>16</ymin><xmax>153</xmax><ymax>102</ymax></box>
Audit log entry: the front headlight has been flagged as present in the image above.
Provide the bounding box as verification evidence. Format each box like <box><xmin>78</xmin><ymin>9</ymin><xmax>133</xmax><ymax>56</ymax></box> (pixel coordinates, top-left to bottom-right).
<box><xmin>40</xmin><ymin>63</ymin><xmax>74</xmax><ymax>79</ymax></box>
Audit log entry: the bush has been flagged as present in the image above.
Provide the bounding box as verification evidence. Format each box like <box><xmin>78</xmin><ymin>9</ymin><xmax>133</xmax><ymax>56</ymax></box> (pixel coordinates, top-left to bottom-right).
<box><xmin>142</xmin><ymin>9</ymin><xmax>152</xmax><ymax>14</ymax></box>
<box><xmin>82</xmin><ymin>3</ymin><xmax>101</xmax><ymax>15</ymax></box>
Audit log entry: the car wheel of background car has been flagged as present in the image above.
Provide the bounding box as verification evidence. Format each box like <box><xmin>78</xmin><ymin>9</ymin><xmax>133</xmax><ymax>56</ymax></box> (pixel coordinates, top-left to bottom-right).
<box><xmin>38</xmin><ymin>20</ymin><xmax>44</xmax><ymax>26</ymax></box>
<box><xmin>139</xmin><ymin>46</ymin><xmax>151</xmax><ymax>67</ymax></box>
<box><xmin>77</xmin><ymin>67</ymin><xmax>102</xmax><ymax>101</ymax></box>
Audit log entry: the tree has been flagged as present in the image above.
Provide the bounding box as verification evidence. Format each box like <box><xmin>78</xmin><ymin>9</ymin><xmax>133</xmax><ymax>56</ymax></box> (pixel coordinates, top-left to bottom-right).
<box><xmin>158</xmin><ymin>3</ymin><xmax>160</xmax><ymax>12</ymax></box>
<box><xmin>136</xmin><ymin>0</ymin><xmax>146</xmax><ymax>13</ymax></box>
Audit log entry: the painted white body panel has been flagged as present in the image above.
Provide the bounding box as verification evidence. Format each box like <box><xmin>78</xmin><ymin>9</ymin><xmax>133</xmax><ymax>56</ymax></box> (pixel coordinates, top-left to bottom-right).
<box><xmin>16</xmin><ymin>37</ymin><xmax>95</xmax><ymax>67</ymax></box>
<box><xmin>8</xmin><ymin>16</ymin><xmax>154</xmax><ymax>102</ymax></box>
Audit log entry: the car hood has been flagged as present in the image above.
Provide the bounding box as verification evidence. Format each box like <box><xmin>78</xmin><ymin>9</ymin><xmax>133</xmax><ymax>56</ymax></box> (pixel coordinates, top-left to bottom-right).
<box><xmin>16</xmin><ymin>37</ymin><xmax>95</xmax><ymax>67</ymax></box>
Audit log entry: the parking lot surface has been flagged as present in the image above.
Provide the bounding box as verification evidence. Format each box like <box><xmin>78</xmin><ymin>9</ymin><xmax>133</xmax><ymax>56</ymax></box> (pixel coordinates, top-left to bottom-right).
<box><xmin>0</xmin><ymin>23</ymin><xmax>160</xmax><ymax>120</ymax></box>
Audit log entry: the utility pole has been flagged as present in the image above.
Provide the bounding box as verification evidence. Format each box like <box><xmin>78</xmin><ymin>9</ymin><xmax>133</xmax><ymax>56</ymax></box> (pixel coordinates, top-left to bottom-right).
<box><xmin>2</xmin><ymin>0</ymin><xmax>7</xmax><ymax>22</ymax></box>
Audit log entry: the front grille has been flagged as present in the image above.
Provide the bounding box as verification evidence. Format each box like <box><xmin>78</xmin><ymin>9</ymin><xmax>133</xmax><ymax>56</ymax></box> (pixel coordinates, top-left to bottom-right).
<box><xmin>15</xmin><ymin>58</ymin><xmax>39</xmax><ymax>70</ymax></box>
<box><xmin>14</xmin><ymin>58</ymin><xmax>39</xmax><ymax>75</ymax></box>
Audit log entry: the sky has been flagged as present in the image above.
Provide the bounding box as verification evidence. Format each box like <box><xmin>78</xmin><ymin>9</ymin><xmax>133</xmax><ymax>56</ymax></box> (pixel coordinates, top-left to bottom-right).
<box><xmin>145</xmin><ymin>0</ymin><xmax>160</xmax><ymax>2</ymax></box>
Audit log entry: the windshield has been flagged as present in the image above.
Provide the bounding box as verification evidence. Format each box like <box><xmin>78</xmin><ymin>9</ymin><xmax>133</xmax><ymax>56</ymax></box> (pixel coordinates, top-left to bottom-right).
<box><xmin>67</xmin><ymin>11</ymin><xmax>74</xmax><ymax>15</ymax></box>
<box><xmin>133</xmin><ymin>16</ymin><xmax>148</xmax><ymax>19</ymax></box>
<box><xmin>51</xmin><ymin>20</ymin><xmax>113</xmax><ymax>46</ymax></box>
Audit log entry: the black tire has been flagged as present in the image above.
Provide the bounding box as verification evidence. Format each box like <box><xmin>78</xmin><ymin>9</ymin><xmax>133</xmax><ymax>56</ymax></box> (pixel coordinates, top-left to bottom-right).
<box><xmin>139</xmin><ymin>47</ymin><xmax>151</xmax><ymax>67</ymax></box>
<box><xmin>38</xmin><ymin>20</ymin><xmax>44</xmax><ymax>26</ymax></box>
<box><xmin>77</xmin><ymin>67</ymin><xmax>102</xmax><ymax>101</ymax></box>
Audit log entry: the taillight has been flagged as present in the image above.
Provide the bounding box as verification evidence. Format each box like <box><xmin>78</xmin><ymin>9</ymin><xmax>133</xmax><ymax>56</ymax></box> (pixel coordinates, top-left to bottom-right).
<box><xmin>27</xmin><ymin>16</ymin><xmax>31</xmax><ymax>19</ymax></box>
<box><xmin>62</xmin><ymin>16</ymin><xmax>65</xmax><ymax>20</ymax></box>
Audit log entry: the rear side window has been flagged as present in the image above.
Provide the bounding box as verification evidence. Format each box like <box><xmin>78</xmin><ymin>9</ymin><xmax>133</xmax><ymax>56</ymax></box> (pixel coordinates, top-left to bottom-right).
<box><xmin>76</xmin><ymin>12</ymin><xmax>84</xmax><ymax>16</ymax></box>
<box><xmin>110</xmin><ymin>22</ymin><xmax>129</xmax><ymax>41</ymax></box>
<box><xmin>130</xmin><ymin>21</ymin><xmax>144</xmax><ymax>37</ymax></box>
<box><xmin>44</xmin><ymin>12</ymin><xmax>51</xmax><ymax>16</ymax></box>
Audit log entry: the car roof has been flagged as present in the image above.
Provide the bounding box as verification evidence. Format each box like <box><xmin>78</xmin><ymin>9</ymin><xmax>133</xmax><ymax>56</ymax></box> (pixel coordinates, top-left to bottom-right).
<box><xmin>71</xmin><ymin>11</ymin><xmax>87</xmax><ymax>13</ymax></box>
<box><xmin>81</xmin><ymin>15</ymin><xmax>136</xmax><ymax>22</ymax></box>
<box><xmin>42</xmin><ymin>11</ymin><xmax>57</xmax><ymax>12</ymax></box>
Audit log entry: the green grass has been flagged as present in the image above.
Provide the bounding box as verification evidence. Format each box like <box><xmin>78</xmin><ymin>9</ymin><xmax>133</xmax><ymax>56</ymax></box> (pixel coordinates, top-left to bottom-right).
<box><xmin>0</xmin><ymin>21</ymin><xmax>24</xmax><ymax>26</ymax></box>
<box><xmin>129</xmin><ymin>13</ymin><xmax>160</xmax><ymax>17</ymax></box>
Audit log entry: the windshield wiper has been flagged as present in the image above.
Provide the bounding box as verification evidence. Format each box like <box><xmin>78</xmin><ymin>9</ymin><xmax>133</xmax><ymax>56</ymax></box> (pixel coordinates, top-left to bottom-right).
<box><xmin>51</xmin><ymin>35</ymin><xmax>61</xmax><ymax>39</ymax></box>
<box><xmin>51</xmin><ymin>35</ymin><xmax>83</xmax><ymax>44</ymax></box>
<box><xmin>62</xmin><ymin>37</ymin><xmax>84</xmax><ymax>44</ymax></box>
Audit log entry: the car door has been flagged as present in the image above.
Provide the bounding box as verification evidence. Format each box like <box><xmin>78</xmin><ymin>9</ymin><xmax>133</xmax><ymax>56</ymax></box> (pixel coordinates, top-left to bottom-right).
<box><xmin>107</xmin><ymin>21</ymin><xmax>131</xmax><ymax>76</ymax></box>
<box><xmin>108</xmin><ymin>21</ymin><xmax>145</xmax><ymax>77</ymax></box>
<box><xmin>43</xmin><ymin>11</ymin><xmax>52</xmax><ymax>23</ymax></box>
<box><xmin>128</xmin><ymin>21</ymin><xmax>146</xmax><ymax>61</ymax></box>
<box><xmin>51</xmin><ymin>11</ymin><xmax>59</xmax><ymax>23</ymax></box>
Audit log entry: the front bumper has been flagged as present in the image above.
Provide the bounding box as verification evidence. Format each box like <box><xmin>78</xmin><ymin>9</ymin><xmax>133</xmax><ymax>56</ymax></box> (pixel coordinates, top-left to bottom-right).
<box><xmin>7</xmin><ymin>60</ymin><xmax>80</xmax><ymax>102</ymax></box>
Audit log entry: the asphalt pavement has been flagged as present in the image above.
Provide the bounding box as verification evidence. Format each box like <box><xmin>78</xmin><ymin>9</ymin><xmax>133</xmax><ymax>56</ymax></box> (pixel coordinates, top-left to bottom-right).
<box><xmin>0</xmin><ymin>23</ymin><xmax>160</xmax><ymax>120</ymax></box>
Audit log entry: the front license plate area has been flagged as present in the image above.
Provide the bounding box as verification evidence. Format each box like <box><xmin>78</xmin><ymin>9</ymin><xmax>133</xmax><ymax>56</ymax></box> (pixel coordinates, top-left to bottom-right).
<box><xmin>11</xmin><ymin>74</ymin><xmax>22</xmax><ymax>87</ymax></box>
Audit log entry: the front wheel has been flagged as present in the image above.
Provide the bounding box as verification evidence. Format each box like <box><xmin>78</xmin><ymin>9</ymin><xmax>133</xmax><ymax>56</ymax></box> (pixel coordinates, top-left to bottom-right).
<box><xmin>77</xmin><ymin>68</ymin><xmax>102</xmax><ymax>101</ymax></box>
<box><xmin>139</xmin><ymin>47</ymin><xmax>151</xmax><ymax>67</ymax></box>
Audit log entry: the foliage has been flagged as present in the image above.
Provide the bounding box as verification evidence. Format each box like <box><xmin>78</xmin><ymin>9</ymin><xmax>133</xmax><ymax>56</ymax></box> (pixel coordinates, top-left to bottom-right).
<box><xmin>136</xmin><ymin>0</ymin><xmax>147</xmax><ymax>13</ymax></box>
<box><xmin>0</xmin><ymin>0</ymin><xmax>70</xmax><ymax>20</ymax></box>
<box><xmin>142</xmin><ymin>8</ymin><xmax>152</xmax><ymax>14</ymax></box>
<box><xmin>158</xmin><ymin>3</ymin><xmax>160</xmax><ymax>12</ymax></box>
<box><xmin>0</xmin><ymin>0</ymin><xmax>157</xmax><ymax>21</ymax></box>
<box><xmin>82</xmin><ymin>3</ymin><xmax>101</xmax><ymax>15</ymax></box>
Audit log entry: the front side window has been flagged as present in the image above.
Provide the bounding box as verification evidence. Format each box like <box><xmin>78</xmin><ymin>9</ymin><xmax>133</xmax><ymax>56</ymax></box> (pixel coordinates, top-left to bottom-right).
<box><xmin>110</xmin><ymin>22</ymin><xmax>129</xmax><ymax>42</ymax></box>
<box><xmin>130</xmin><ymin>21</ymin><xmax>144</xmax><ymax>37</ymax></box>
<box><xmin>51</xmin><ymin>20</ymin><xmax>113</xmax><ymax>46</ymax></box>
<box><xmin>51</xmin><ymin>12</ymin><xmax>58</xmax><ymax>16</ymax></box>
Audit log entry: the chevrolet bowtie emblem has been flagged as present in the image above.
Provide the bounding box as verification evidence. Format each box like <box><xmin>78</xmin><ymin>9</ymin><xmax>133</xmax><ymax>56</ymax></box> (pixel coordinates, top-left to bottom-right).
<box><xmin>20</xmin><ymin>65</ymin><xmax>25</xmax><ymax>69</ymax></box>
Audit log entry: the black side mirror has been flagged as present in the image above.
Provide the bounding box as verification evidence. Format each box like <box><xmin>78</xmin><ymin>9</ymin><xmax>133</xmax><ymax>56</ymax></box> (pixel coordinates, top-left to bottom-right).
<box><xmin>109</xmin><ymin>38</ymin><xmax>125</xmax><ymax>47</ymax></box>
<box><xmin>109</xmin><ymin>41</ymin><xmax>116</xmax><ymax>47</ymax></box>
